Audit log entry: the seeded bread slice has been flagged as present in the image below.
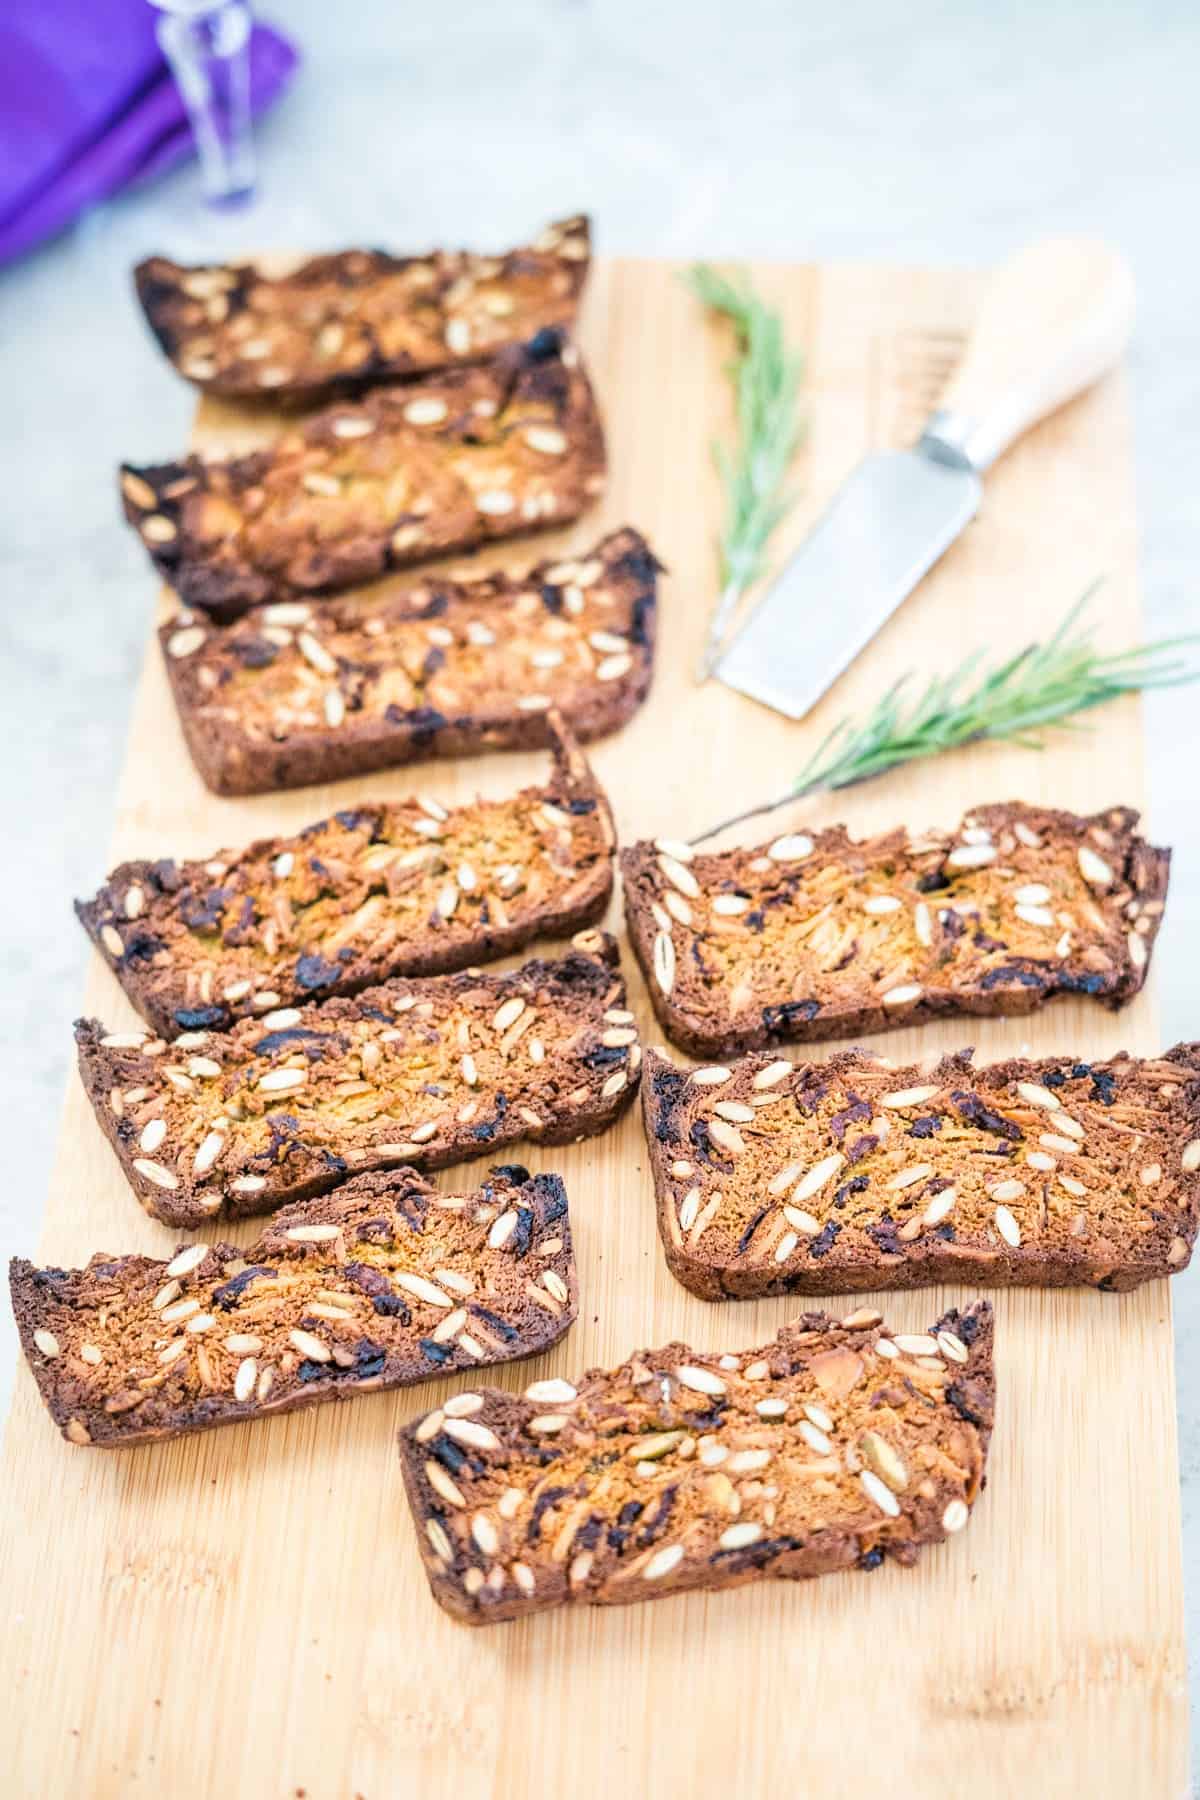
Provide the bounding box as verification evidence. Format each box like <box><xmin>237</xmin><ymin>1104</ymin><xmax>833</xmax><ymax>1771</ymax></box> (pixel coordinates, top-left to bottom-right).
<box><xmin>11</xmin><ymin>1165</ymin><xmax>577</xmax><ymax>1449</ymax></box>
<box><xmin>121</xmin><ymin>333</ymin><xmax>606</xmax><ymax>621</ymax></box>
<box><xmin>160</xmin><ymin>527</ymin><xmax>659</xmax><ymax>795</ymax></box>
<box><xmin>399</xmin><ymin>1300</ymin><xmax>993</xmax><ymax>1624</ymax></box>
<box><xmin>76</xmin><ymin>936</ymin><xmax>640</xmax><ymax>1229</ymax></box>
<box><xmin>621</xmin><ymin>802</ymin><xmax>1169</xmax><ymax>1057</ymax></box>
<box><xmin>642</xmin><ymin>1044</ymin><xmax>1200</xmax><ymax>1299</ymax></box>
<box><xmin>75</xmin><ymin>715</ymin><xmax>615</xmax><ymax>1037</ymax></box>
<box><xmin>135</xmin><ymin>215</ymin><xmax>591</xmax><ymax>398</ymax></box>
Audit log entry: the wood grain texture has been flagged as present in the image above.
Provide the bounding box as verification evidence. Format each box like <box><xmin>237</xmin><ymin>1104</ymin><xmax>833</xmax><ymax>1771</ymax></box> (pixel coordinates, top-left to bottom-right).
<box><xmin>0</xmin><ymin>259</ymin><xmax>1187</xmax><ymax>1799</ymax></box>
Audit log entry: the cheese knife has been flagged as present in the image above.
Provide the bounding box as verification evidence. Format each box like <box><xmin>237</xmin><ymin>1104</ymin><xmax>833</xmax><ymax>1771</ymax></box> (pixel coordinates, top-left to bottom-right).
<box><xmin>714</xmin><ymin>239</ymin><xmax>1136</xmax><ymax>719</ymax></box>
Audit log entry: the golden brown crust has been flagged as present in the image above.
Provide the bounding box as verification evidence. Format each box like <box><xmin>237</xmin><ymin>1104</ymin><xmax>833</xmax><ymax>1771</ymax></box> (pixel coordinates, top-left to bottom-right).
<box><xmin>160</xmin><ymin>527</ymin><xmax>659</xmax><ymax>795</ymax></box>
<box><xmin>121</xmin><ymin>334</ymin><xmax>606</xmax><ymax>620</ymax></box>
<box><xmin>75</xmin><ymin>716</ymin><xmax>615</xmax><ymax>1036</ymax></box>
<box><xmin>75</xmin><ymin>937</ymin><xmax>640</xmax><ymax>1229</ymax></box>
<box><xmin>622</xmin><ymin>801</ymin><xmax>1169</xmax><ymax>1056</ymax></box>
<box><xmin>135</xmin><ymin>215</ymin><xmax>591</xmax><ymax>397</ymax></box>
<box><xmin>11</xmin><ymin>1166</ymin><xmax>578</xmax><ymax>1449</ymax></box>
<box><xmin>642</xmin><ymin>1044</ymin><xmax>1200</xmax><ymax>1298</ymax></box>
<box><xmin>399</xmin><ymin>1301</ymin><xmax>994</xmax><ymax>1623</ymax></box>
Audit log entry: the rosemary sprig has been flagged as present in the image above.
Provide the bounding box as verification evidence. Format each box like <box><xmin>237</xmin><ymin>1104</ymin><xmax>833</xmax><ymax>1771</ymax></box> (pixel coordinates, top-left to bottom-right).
<box><xmin>695</xmin><ymin>593</ymin><xmax>1199</xmax><ymax>842</ymax></box>
<box><xmin>684</xmin><ymin>264</ymin><xmax>805</xmax><ymax>681</ymax></box>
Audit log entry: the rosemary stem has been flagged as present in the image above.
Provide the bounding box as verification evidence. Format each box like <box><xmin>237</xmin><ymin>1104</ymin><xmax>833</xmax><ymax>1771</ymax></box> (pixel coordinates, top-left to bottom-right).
<box><xmin>696</xmin><ymin>580</ymin><xmax>745</xmax><ymax>680</ymax></box>
<box><xmin>683</xmin><ymin>264</ymin><xmax>805</xmax><ymax>681</ymax></box>
<box><xmin>691</xmin><ymin>600</ymin><xmax>1200</xmax><ymax>844</ymax></box>
<box><xmin>694</xmin><ymin>788</ymin><xmax>811</xmax><ymax>843</ymax></box>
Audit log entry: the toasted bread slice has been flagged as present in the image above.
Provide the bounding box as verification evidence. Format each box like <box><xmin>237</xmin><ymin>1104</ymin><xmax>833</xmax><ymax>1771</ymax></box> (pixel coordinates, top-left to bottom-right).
<box><xmin>135</xmin><ymin>215</ymin><xmax>591</xmax><ymax>398</ymax></box>
<box><xmin>399</xmin><ymin>1301</ymin><xmax>993</xmax><ymax>1623</ymax></box>
<box><xmin>12</xmin><ymin>1166</ymin><xmax>577</xmax><ymax>1448</ymax></box>
<box><xmin>622</xmin><ymin>802</ymin><xmax>1168</xmax><ymax>1056</ymax></box>
<box><xmin>76</xmin><ymin>936</ymin><xmax>640</xmax><ymax>1228</ymax></box>
<box><xmin>642</xmin><ymin>1043</ymin><xmax>1199</xmax><ymax>1298</ymax></box>
<box><xmin>76</xmin><ymin>716</ymin><xmax>615</xmax><ymax>1035</ymax></box>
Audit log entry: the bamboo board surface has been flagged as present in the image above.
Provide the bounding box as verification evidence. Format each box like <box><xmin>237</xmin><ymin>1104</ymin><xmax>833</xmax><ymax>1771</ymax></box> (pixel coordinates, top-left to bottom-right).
<box><xmin>0</xmin><ymin>257</ymin><xmax>1188</xmax><ymax>1798</ymax></box>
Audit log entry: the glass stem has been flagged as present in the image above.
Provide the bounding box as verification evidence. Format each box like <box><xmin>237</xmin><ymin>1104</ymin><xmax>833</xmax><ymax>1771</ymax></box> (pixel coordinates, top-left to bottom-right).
<box><xmin>155</xmin><ymin>3</ymin><xmax>256</xmax><ymax>206</ymax></box>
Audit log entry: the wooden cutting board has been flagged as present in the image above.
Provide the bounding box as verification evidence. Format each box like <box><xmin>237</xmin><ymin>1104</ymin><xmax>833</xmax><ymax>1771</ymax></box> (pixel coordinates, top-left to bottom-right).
<box><xmin>0</xmin><ymin>258</ymin><xmax>1188</xmax><ymax>1798</ymax></box>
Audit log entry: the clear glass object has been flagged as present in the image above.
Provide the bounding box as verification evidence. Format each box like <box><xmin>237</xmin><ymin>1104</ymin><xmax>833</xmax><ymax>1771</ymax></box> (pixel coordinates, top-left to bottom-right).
<box><xmin>148</xmin><ymin>0</ymin><xmax>256</xmax><ymax>206</ymax></box>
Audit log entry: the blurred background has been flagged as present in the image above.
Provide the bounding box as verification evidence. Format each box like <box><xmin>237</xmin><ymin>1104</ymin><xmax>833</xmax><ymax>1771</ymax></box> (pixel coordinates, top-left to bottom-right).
<box><xmin>2</xmin><ymin>0</ymin><xmax>1197</xmax><ymax>1721</ymax></box>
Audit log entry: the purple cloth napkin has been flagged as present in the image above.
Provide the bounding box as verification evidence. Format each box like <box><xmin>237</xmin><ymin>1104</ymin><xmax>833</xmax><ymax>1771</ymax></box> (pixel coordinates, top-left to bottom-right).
<box><xmin>0</xmin><ymin>1</ymin><xmax>297</xmax><ymax>267</ymax></box>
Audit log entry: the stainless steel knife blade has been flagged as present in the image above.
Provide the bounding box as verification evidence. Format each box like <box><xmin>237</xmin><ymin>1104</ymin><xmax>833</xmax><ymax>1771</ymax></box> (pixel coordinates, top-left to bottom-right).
<box><xmin>712</xmin><ymin>238</ymin><xmax>1136</xmax><ymax>721</ymax></box>
<box><xmin>714</xmin><ymin>446</ymin><xmax>980</xmax><ymax>720</ymax></box>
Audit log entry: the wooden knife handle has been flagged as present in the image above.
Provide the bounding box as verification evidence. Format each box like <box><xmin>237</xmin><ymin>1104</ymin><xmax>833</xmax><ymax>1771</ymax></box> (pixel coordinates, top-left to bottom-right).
<box><xmin>928</xmin><ymin>238</ymin><xmax>1135</xmax><ymax>472</ymax></box>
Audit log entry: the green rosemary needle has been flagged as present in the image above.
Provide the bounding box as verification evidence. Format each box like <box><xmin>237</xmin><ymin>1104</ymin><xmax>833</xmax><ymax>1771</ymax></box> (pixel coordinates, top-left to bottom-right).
<box><xmin>684</xmin><ymin>263</ymin><xmax>805</xmax><ymax>681</ymax></box>
<box><xmin>695</xmin><ymin>592</ymin><xmax>1199</xmax><ymax>842</ymax></box>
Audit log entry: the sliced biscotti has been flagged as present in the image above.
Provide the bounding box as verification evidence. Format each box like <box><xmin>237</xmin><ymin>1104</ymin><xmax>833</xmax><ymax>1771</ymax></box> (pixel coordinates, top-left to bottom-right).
<box><xmin>75</xmin><ymin>716</ymin><xmax>615</xmax><ymax>1037</ymax></box>
<box><xmin>399</xmin><ymin>1300</ymin><xmax>993</xmax><ymax>1623</ymax></box>
<box><xmin>643</xmin><ymin>1043</ymin><xmax>1200</xmax><ymax>1299</ymax></box>
<box><xmin>135</xmin><ymin>215</ymin><xmax>591</xmax><ymax>398</ymax></box>
<box><xmin>121</xmin><ymin>333</ymin><xmax>606</xmax><ymax>620</ymax></box>
<box><xmin>76</xmin><ymin>937</ymin><xmax>640</xmax><ymax>1229</ymax></box>
<box><xmin>11</xmin><ymin>1165</ymin><xmax>577</xmax><ymax>1449</ymax></box>
<box><xmin>622</xmin><ymin>801</ymin><xmax>1169</xmax><ymax>1057</ymax></box>
<box><xmin>161</xmin><ymin>527</ymin><xmax>658</xmax><ymax>794</ymax></box>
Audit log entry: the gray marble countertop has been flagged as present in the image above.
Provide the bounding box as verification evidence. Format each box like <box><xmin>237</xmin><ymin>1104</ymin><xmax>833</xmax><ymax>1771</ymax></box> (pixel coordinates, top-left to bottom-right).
<box><xmin>2</xmin><ymin>0</ymin><xmax>1197</xmax><ymax>1756</ymax></box>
